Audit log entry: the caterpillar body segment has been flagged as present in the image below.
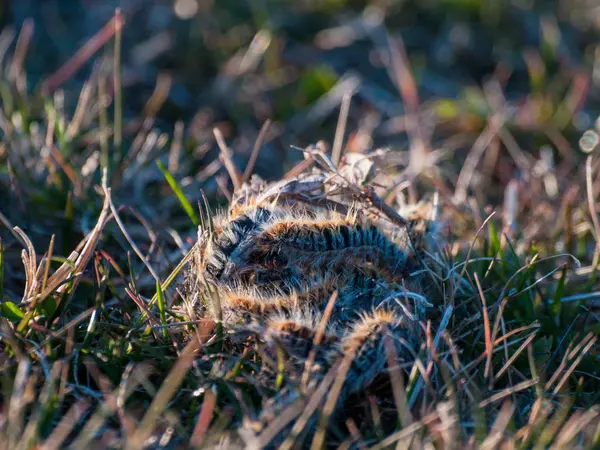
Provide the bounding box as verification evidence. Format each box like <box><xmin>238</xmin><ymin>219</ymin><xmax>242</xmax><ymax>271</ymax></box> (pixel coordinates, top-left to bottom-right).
<box><xmin>264</xmin><ymin>314</ymin><xmax>339</xmax><ymax>369</ymax></box>
<box><xmin>254</xmin><ymin>216</ymin><xmax>409</xmax><ymax>267</ymax></box>
<box><xmin>239</xmin><ymin>309</ymin><xmax>417</xmax><ymax>448</ymax></box>
<box><xmin>261</xmin><ymin>309</ymin><xmax>415</xmax><ymax>396</ymax></box>
<box><xmin>339</xmin><ymin>309</ymin><xmax>416</xmax><ymax>394</ymax></box>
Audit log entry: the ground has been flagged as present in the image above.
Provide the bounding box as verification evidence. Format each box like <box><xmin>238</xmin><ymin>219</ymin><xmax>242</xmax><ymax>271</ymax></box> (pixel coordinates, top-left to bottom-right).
<box><xmin>1</xmin><ymin>0</ymin><xmax>600</xmax><ymax>448</ymax></box>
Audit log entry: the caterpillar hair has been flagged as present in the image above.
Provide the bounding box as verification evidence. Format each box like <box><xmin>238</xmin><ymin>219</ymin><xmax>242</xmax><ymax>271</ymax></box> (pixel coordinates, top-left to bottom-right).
<box><xmin>199</xmin><ymin>205</ymin><xmax>278</xmax><ymax>284</ymax></box>
<box><xmin>239</xmin><ymin>309</ymin><xmax>419</xmax><ymax>449</ymax></box>
<box><xmin>248</xmin><ymin>214</ymin><xmax>413</xmax><ymax>280</ymax></box>
<box><xmin>338</xmin><ymin>309</ymin><xmax>416</xmax><ymax>394</ymax></box>
<box><xmin>263</xmin><ymin>312</ymin><xmax>339</xmax><ymax>365</ymax></box>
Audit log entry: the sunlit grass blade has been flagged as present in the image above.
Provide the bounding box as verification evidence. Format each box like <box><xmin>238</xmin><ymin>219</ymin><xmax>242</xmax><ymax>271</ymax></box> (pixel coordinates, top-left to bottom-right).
<box><xmin>157</xmin><ymin>160</ymin><xmax>200</xmax><ymax>226</ymax></box>
<box><xmin>0</xmin><ymin>238</ymin><xmax>3</xmax><ymax>302</ymax></box>
<box><xmin>0</xmin><ymin>301</ymin><xmax>25</xmax><ymax>322</ymax></box>
<box><xmin>156</xmin><ymin>279</ymin><xmax>168</xmax><ymax>339</ymax></box>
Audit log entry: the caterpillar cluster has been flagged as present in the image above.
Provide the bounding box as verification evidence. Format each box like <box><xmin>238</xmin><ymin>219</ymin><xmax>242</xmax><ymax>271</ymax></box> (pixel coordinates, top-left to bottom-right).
<box><xmin>190</xmin><ymin>187</ymin><xmax>437</xmax><ymax>447</ymax></box>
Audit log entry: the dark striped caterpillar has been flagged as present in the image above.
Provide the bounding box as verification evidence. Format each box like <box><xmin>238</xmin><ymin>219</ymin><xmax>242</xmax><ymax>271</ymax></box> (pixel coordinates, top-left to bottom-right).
<box><xmin>201</xmin><ymin>207</ymin><xmax>421</xmax><ymax>291</ymax></box>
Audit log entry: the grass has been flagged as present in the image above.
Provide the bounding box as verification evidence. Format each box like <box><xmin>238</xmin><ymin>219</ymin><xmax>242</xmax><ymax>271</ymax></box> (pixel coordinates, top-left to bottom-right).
<box><xmin>2</xmin><ymin>1</ymin><xmax>600</xmax><ymax>448</ymax></box>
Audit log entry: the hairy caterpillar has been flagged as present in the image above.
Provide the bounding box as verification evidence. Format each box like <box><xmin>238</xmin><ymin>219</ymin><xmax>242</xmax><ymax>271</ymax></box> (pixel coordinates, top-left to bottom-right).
<box><xmin>189</xmin><ymin>182</ymin><xmax>439</xmax><ymax>447</ymax></box>
<box><xmin>239</xmin><ymin>309</ymin><xmax>417</xmax><ymax>448</ymax></box>
<box><xmin>252</xmin><ymin>216</ymin><xmax>413</xmax><ymax>279</ymax></box>
<box><xmin>201</xmin><ymin>207</ymin><xmax>419</xmax><ymax>296</ymax></box>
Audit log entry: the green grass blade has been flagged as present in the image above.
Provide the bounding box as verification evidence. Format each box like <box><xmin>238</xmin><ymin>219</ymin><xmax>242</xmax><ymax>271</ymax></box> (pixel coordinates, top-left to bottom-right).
<box><xmin>1</xmin><ymin>301</ymin><xmax>25</xmax><ymax>322</ymax></box>
<box><xmin>155</xmin><ymin>279</ymin><xmax>168</xmax><ymax>339</ymax></box>
<box><xmin>276</xmin><ymin>347</ymin><xmax>285</xmax><ymax>389</ymax></box>
<box><xmin>157</xmin><ymin>160</ymin><xmax>200</xmax><ymax>226</ymax></box>
<box><xmin>0</xmin><ymin>238</ymin><xmax>3</xmax><ymax>302</ymax></box>
<box><xmin>134</xmin><ymin>246</ymin><xmax>195</xmax><ymax>328</ymax></box>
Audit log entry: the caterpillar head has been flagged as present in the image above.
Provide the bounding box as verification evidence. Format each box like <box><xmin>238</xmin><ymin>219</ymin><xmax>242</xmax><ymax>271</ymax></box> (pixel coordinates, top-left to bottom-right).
<box><xmin>196</xmin><ymin>206</ymin><xmax>277</xmax><ymax>285</ymax></box>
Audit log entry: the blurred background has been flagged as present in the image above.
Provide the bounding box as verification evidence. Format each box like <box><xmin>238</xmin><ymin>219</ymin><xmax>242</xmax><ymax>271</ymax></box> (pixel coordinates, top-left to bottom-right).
<box><xmin>3</xmin><ymin>0</ymin><xmax>600</xmax><ymax>187</ymax></box>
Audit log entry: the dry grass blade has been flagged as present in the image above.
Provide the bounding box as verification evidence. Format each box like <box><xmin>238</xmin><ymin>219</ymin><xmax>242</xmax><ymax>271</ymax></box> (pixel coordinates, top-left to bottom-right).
<box><xmin>69</xmin><ymin>362</ymin><xmax>148</xmax><ymax>450</ymax></box>
<box><xmin>552</xmin><ymin>334</ymin><xmax>597</xmax><ymax>395</ymax></box>
<box><xmin>532</xmin><ymin>402</ymin><xmax>574</xmax><ymax>450</ymax></box>
<box><xmin>310</xmin><ymin>352</ymin><xmax>356</xmax><ymax>450</ymax></box>
<box><xmin>128</xmin><ymin>337</ymin><xmax>201</xmax><ymax>450</ymax></box>
<box><xmin>243</xmin><ymin>119</ymin><xmax>271</xmax><ymax>183</ymax></box>
<box><xmin>567</xmin><ymin>332</ymin><xmax>595</xmax><ymax>360</ymax></box>
<box><xmin>367</xmin><ymin>414</ymin><xmax>440</xmax><ymax>450</ymax></box>
<box><xmin>498</xmin><ymin>127</ymin><xmax>531</xmax><ymax>172</ymax></box>
<box><xmin>460</xmin><ymin>322</ymin><xmax>541</xmax><ymax>380</ymax></box>
<box><xmin>494</xmin><ymin>331</ymin><xmax>538</xmax><ymax>382</ymax></box>
<box><xmin>453</xmin><ymin>116</ymin><xmax>504</xmax><ymax>204</ymax></box>
<box><xmin>479</xmin><ymin>378</ymin><xmax>539</xmax><ymax>408</ymax></box>
<box><xmin>474</xmin><ymin>273</ymin><xmax>494</xmax><ymax>386</ymax></box>
<box><xmin>17</xmin><ymin>235</ymin><xmax>54</xmax><ymax>331</ymax></box>
<box><xmin>41</xmin><ymin>11</ymin><xmax>124</xmax><ymax>94</ymax></box>
<box><xmin>143</xmin><ymin>73</ymin><xmax>172</xmax><ymax>120</ymax></box>
<box><xmin>9</xmin><ymin>19</ymin><xmax>33</xmax><ymax>84</ymax></box>
<box><xmin>301</xmin><ymin>290</ymin><xmax>338</xmax><ymax>389</ymax></box>
<box><xmin>545</xmin><ymin>341</ymin><xmax>575</xmax><ymax>391</ymax></box>
<box><xmin>283</xmin><ymin>157</ymin><xmax>315</xmax><ymax>180</ymax></box>
<box><xmin>145</xmin><ymin>243</ymin><xmax>197</xmax><ymax>310</ymax></box>
<box><xmin>7</xmin><ymin>359</ymin><xmax>32</xmax><ymax>444</ymax></box>
<box><xmin>375</xmin><ymin>26</ymin><xmax>429</xmax><ymax>165</ymax></box>
<box><xmin>168</xmin><ymin>120</ymin><xmax>184</xmax><ymax>173</ymax></box>
<box><xmin>36</xmin><ymin>308</ymin><xmax>95</xmax><ymax>348</ymax></box>
<box><xmin>15</xmin><ymin>184</ymin><xmax>110</xmax><ymax>310</ymax></box>
<box><xmin>517</xmin><ymin>398</ymin><xmax>546</xmax><ymax>443</ymax></box>
<box><xmin>332</xmin><ymin>92</ymin><xmax>352</xmax><ymax>167</ymax></box>
<box><xmin>214</xmin><ymin>127</ymin><xmax>242</xmax><ymax>191</ymax></box>
<box><xmin>549</xmin><ymin>406</ymin><xmax>600</xmax><ymax>449</ymax></box>
<box><xmin>409</xmin><ymin>306</ymin><xmax>454</xmax><ymax>408</ymax></box>
<box><xmin>40</xmin><ymin>235</ymin><xmax>54</xmax><ymax>298</ymax></box>
<box><xmin>480</xmin><ymin>401</ymin><xmax>515</xmax><ymax>450</ymax></box>
<box><xmin>255</xmin><ymin>361</ymin><xmax>341</xmax><ymax>450</ymax></box>
<box><xmin>125</xmin><ymin>288</ymin><xmax>162</xmax><ymax>336</ymax></box>
<box><xmin>48</xmin><ymin>146</ymin><xmax>79</xmax><ymax>185</ymax></box>
<box><xmin>40</xmin><ymin>399</ymin><xmax>91</xmax><ymax>450</ymax></box>
<box><xmin>384</xmin><ymin>329</ymin><xmax>412</xmax><ymax>427</ymax></box>
<box><xmin>13</xmin><ymin>227</ymin><xmax>37</xmax><ymax>302</ymax></box>
<box><xmin>55</xmin><ymin>184</ymin><xmax>110</xmax><ymax>299</ymax></box>
<box><xmin>450</xmin><ymin>212</ymin><xmax>496</xmax><ymax>300</ymax></box>
<box><xmin>101</xmin><ymin>169</ymin><xmax>160</xmax><ymax>283</ymax></box>
<box><xmin>241</xmin><ymin>398</ymin><xmax>305</xmax><ymax>450</ymax></box>
<box><xmin>189</xmin><ymin>385</ymin><xmax>217</xmax><ymax>448</ymax></box>
<box><xmin>342</xmin><ymin>420</ymin><xmax>367</xmax><ymax>450</ymax></box>
<box><xmin>0</xmin><ymin>210</ymin><xmax>24</xmax><ymax>243</ymax></box>
<box><xmin>65</xmin><ymin>79</ymin><xmax>93</xmax><ymax>140</ymax></box>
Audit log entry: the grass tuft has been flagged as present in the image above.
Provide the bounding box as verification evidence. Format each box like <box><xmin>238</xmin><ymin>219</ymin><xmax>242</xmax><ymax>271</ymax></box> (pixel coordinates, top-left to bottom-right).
<box><xmin>2</xmin><ymin>2</ymin><xmax>600</xmax><ymax>448</ymax></box>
